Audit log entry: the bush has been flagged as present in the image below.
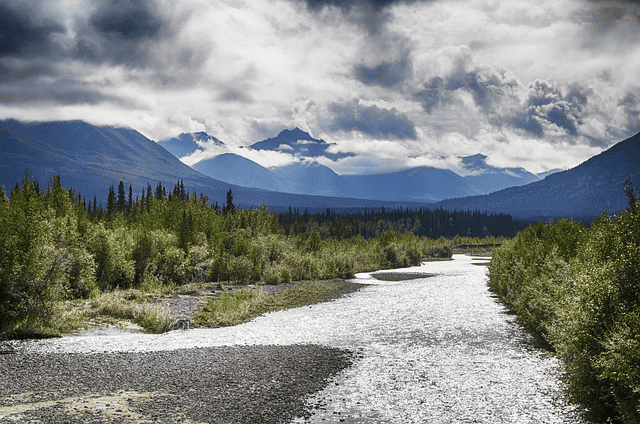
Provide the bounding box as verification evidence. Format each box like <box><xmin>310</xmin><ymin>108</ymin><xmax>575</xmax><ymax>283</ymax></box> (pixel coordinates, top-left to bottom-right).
<box><xmin>489</xmin><ymin>209</ymin><xmax>640</xmax><ymax>423</ymax></box>
<box><xmin>90</xmin><ymin>225</ymin><xmax>136</xmax><ymax>290</ymax></box>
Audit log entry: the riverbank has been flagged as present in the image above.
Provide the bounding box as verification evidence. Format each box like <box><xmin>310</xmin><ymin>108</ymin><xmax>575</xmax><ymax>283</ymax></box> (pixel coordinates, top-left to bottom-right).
<box><xmin>0</xmin><ymin>345</ymin><xmax>354</xmax><ymax>423</ymax></box>
<box><xmin>3</xmin><ymin>255</ymin><xmax>589</xmax><ymax>423</ymax></box>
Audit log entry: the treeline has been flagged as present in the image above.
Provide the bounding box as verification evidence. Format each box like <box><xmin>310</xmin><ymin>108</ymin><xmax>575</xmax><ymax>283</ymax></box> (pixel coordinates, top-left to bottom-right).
<box><xmin>1</xmin><ymin>172</ymin><xmax>472</xmax><ymax>337</ymax></box>
<box><xmin>488</xmin><ymin>179</ymin><xmax>640</xmax><ymax>423</ymax></box>
<box><xmin>280</xmin><ymin>206</ymin><xmax>523</xmax><ymax>239</ymax></box>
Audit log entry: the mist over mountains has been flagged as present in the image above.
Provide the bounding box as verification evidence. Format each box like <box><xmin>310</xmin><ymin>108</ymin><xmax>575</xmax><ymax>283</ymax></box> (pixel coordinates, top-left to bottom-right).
<box><xmin>1</xmin><ymin>119</ymin><xmax>637</xmax><ymax>220</ymax></box>
<box><xmin>161</xmin><ymin>128</ymin><xmax>555</xmax><ymax>203</ymax></box>
<box><xmin>0</xmin><ymin>120</ymin><xmax>423</xmax><ymax>212</ymax></box>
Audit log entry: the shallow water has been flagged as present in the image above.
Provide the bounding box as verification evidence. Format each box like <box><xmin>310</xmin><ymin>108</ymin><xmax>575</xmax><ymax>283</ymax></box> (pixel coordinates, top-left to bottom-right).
<box><xmin>14</xmin><ymin>255</ymin><xmax>588</xmax><ymax>422</ymax></box>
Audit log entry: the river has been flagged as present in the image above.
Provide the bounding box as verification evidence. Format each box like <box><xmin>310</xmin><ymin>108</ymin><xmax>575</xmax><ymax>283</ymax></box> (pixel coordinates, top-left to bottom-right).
<box><xmin>14</xmin><ymin>254</ymin><xmax>588</xmax><ymax>423</ymax></box>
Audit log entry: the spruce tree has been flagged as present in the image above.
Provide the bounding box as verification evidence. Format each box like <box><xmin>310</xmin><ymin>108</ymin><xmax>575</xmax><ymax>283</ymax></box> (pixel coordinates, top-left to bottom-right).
<box><xmin>116</xmin><ymin>181</ymin><xmax>126</xmax><ymax>213</ymax></box>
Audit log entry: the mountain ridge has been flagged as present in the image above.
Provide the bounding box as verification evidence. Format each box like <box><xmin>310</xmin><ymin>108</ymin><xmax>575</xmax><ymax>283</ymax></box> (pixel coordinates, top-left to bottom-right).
<box><xmin>0</xmin><ymin>119</ymin><xmax>432</xmax><ymax>212</ymax></box>
<box><xmin>435</xmin><ymin>131</ymin><xmax>640</xmax><ymax>219</ymax></box>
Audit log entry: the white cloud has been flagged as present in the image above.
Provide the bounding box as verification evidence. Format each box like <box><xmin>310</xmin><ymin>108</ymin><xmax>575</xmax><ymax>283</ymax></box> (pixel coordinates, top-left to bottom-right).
<box><xmin>1</xmin><ymin>0</ymin><xmax>639</xmax><ymax>175</ymax></box>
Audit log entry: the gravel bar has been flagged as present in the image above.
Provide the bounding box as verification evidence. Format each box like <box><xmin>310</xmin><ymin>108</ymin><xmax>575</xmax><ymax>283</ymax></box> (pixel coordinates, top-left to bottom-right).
<box><xmin>4</xmin><ymin>256</ymin><xmax>591</xmax><ymax>423</ymax></box>
<box><xmin>0</xmin><ymin>345</ymin><xmax>354</xmax><ymax>423</ymax></box>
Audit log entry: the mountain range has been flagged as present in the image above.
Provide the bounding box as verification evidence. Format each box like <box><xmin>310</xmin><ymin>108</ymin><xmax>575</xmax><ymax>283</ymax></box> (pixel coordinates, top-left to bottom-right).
<box><xmin>0</xmin><ymin>120</ymin><xmax>420</xmax><ymax>212</ymax></box>
<box><xmin>161</xmin><ymin>128</ymin><xmax>553</xmax><ymax>203</ymax></box>
<box><xmin>1</xmin><ymin>119</ymin><xmax>638</xmax><ymax>220</ymax></box>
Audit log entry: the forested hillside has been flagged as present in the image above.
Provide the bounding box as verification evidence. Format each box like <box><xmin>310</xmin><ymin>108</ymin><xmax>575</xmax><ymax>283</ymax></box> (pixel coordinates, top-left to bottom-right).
<box><xmin>279</xmin><ymin>207</ymin><xmax>524</xmax><ymax>239</ymax></box>
<box><xmin>437</xmin><ymin>131</ymin><xmax>640</xmax><ymax>219</ymax></box>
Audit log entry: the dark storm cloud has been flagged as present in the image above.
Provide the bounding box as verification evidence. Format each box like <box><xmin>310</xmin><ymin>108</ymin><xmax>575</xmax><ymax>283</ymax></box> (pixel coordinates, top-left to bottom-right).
<box><xmin>414</xmin><ymin>76</ymin><xmax>449</xmax><ymax>113</ymax></box>
<box><xmin>0</xmin><ymin>2</ymin><xmax>68</xmax><ymax>98</ymax></box>
<box><xmin>0</xmin><ymin>3</ymin><xmax>64</xmax><ymax>58</ymax></box>
<box><xmin>302</xmin><ymin>0</ymin><xmax>423</xmax><ymax>12</ymax></box>
<box><xmin>301</xmin><ymin>0</ymin><xmax>430</xmax><ymax>34</ymax></box>
<box><xmin>415</xmin><ymin>66</ymin><xmax>511</xmax><ymax>114</ymax></box>
<box><xmin>0</xmin><ymin>0</ymin><xmax>172</xmax><ymax>110</ymax></box>
<box><xmin>72</xmin><ymin>0</ymin><xmax>170</xmax><ymax>67</ymax></box>
<box><xmin>90</xmin><ymin>0</ymin><xmax>163</xmax><ymax>41</ymax></box>
<box><xmin>354</xmin><ymin>57</ymin><xmax>412</xmax><ymax>88</ymax></box>
<box><xmin>330</xmin><ymin>100</ymin><xmax>417</xmax><ymax>139</ymax></box>
<box><xmin>510</xmin><ymin>80</ymin><xmax>586</xmax><ymax>137</ymax></box>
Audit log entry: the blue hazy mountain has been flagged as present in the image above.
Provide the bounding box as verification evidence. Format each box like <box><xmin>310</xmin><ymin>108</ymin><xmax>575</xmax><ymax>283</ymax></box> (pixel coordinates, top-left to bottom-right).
<box><xmin>250</xmin><ymin>128</ymin><xmax>353</xmax><ymax>161</ymax></box>
<box><xmin>5</xmin><ymin>119</ymin><xmax>636</xmax><ymax>219</ymax></box>
<box><xmin>0</xmin><ymin>120</ymin><xmax>421</xmax><ymax>212</ymax></box>
<box><xmin>160</xmin><ymin>129</ymin><xmax>546</xmax><ymax>201</ymax></box>
<box><xmin>343</xmin><ymin>166</ymin><xmax>482</xmax><ymax>202</ymax></box>
<box><xmin>460</xmin><ymin>154</ymin><xmax>540</xmax><ymax>194</ymax></box>
<box><xmin>271</xmin><ymin>162</ymin><xmax>351</xmax><ymax>197</ymax></box>
<box><xmin>191</xmin><ymin>152</ymin><xmax>480</xmax><ymax>202</ymax></box>
<box><xmin>192</xmin><ymin>153</ymin><xmax>287</xmax><ymax>192</ymax></box>
<box><xmin>536</xmin><ymin>168</ymin><xmax>563</xmax><ymax>179</ymax></box>
<box><xmin>0</xmin><ymin>120</ymin><xmax>231</xmax><ymax>202</ymax></box>
<box><xmin>436</xmin><ymin>132</ymin><xmax>640</xmax><ymax>219</ymax></box>
<box><xmin>158</xmin><ymin>131</ymin><xmax>224</xmax><ymax>158</ymax></box>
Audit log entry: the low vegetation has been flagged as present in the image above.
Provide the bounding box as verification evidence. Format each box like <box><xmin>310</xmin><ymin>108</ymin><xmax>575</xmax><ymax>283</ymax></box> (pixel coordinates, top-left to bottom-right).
<box><xmin>0</xmin><ymin>171</ymin><xmax>506</xmax><ymax>339</ymax></box>
<box><xmin>488</xmin><ymin>178</ymin><xmax>640</xmax><ymax>423</ymax></box>
<box><xmin>193</xmin><ymin>281</ymin><xmax>345</xmax><ymax>327</ymax></box>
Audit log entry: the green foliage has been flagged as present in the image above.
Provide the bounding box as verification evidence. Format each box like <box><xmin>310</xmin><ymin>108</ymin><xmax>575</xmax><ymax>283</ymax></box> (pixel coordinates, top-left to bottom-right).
<box><xmin>2</xmin><ymin>173</ymin><xmax>495</xmax><ymax>339</ymax></box>
<box><xmin>488</xmin><ymin>181</ymin><xmax>640</xmax><ymax>423</ymax></box>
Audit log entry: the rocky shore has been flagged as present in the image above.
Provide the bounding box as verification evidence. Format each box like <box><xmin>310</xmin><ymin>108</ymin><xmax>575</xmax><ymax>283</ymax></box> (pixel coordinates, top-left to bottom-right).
<box><xmin>0</xmin><ymin>345</ymin><xmax>355</xmax><ymax>423</ymax></box>
<box><xmin>0</xmin><ymin>280</ymin><xmax>370</xmax><ymax>423</ymax></box>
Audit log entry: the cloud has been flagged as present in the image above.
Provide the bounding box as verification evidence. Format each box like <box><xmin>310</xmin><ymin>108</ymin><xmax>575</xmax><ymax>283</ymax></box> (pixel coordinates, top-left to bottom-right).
<box><xmin>330</xmin><ymin>100</ymin><xmax>418</xmax><ymax>140</ymax></box>
<box><xmin>621</xmin><ymin>90</ymin><xmax>640</xmax><ymax>134</ymax></box>
<box><xmin>73</xmin><ymin>0</ymin><xmax>173</xmax><ymax>67</ymax></box>
<box><xmin>0</xmin><ymin>2</ymin><xmax>65</xmax><ymax>58</ymax></box>
<box><xmin>301</xmin><ymin>0</ymin><xmax>428</xmax><ymax>13</ymax></box>
<box><xmin>354</xmin><ymin>57</ymin><xmax>412</xmax><ymax>87</ymax></box>
<box><xmin>183</xmin><ymin>142</ymin><xmax>301</xmax><ymax>170</ymax></box>
<box><xmin>1</xmin><ymin>0</ymin><xmax>640</xmax><ymax>177</ymax></box>
<box><xmin>507</xmin><ymin>80</ymin><xmax>584</xmax><ymax>137</ymax></box>
<box><xmin>411</xmin><ymin>48</ymin><xmax>638</xmax><ymax>146</ymax></box>
<box><xmin>89</xmin><ymin>0</ymin><xmax>163</xmax><ymax>41</ymax></box>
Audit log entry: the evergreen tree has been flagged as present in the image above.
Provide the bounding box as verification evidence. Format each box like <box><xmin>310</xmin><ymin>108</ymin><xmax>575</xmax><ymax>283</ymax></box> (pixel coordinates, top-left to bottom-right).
<box><xmin>223</xmin><ymin>189</ymin><xmax>235</xmax><ymax>214</ymax></box>
<box><xmin>117</xmin><ymin>181</ymin><xmax>126</xmax><ymax>213</ymax></box>
<box><xmin>107</xmin><ymin>185</ymin><xmax>117</xmax><ymax>216</ymax></box>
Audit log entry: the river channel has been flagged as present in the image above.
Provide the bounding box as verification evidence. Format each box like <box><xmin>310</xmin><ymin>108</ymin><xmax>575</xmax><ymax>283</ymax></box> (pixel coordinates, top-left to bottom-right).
<box><xmin>12</xmin><ymin>254</ymin><xmax>588</xmax><ymax>423</ymax></box>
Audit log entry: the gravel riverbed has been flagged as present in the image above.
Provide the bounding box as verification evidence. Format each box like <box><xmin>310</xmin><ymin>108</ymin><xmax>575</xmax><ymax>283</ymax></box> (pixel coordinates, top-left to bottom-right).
<box><xmin>2</xmin><ymin>255</ymin><xmax>591</xmax><ymax>423</ymax></box>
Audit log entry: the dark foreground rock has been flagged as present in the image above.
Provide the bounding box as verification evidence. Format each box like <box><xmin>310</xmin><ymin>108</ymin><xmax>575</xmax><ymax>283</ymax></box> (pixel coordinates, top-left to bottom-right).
<box><xmin>0</xmin><ymin>344</ymin><xmax>354</xmax><ymax>423</ymax></box>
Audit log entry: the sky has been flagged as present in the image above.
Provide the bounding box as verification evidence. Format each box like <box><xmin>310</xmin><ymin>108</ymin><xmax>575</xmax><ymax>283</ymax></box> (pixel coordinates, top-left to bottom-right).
<box><xmin>1</xmin><ymin>0</ymin><xmax>640</xmax><ymax>175</ymax></box>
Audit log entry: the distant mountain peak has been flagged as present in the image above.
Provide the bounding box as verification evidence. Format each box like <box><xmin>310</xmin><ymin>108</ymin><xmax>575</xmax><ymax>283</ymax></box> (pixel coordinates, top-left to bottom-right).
<box><xmin>278</xmin><ymin>127</ymin><xmax>319</xmax><ymax>142</ymax></box>
<box><xmin>461</xmin><ymin>154</ymin><xmax>488</xmax><ymax>167</ymax></box>
<box><xmin>250</xmin><ymin>127</ymin><xmax>353</xmax><ymax>161</ymax></box>
<box><xmin>158</xmin><ymin>131</ymin><xmax>223</xmax><ymax>159</ymax></box>
<box><xmin>188</xmin><ymin>131</ymin><xmax>224</xmax><ymax>145</ymax></box>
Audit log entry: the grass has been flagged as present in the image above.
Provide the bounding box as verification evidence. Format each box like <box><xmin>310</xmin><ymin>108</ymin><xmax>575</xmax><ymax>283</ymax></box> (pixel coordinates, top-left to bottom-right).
<box><xmin>193</xmin><ymin>281</ymin><xmax>347</xmax><ymax>327</ymax></box>
<box><xmin>84</xmin><ymin>292</ymin><xmax>174</xmax><ymax>334</ymax></box>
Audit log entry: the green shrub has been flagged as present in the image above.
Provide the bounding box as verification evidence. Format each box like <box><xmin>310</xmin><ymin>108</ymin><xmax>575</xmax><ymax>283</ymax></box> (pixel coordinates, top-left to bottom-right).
<box><xmin>489</xmin><ymin>208</ymin><xmax>640</xmax><ymax>422</ymax></box>
<box><xmin>90</xmin><ymin>225</ymin><xmax>136</xmax><ymax>290</ymax></box>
